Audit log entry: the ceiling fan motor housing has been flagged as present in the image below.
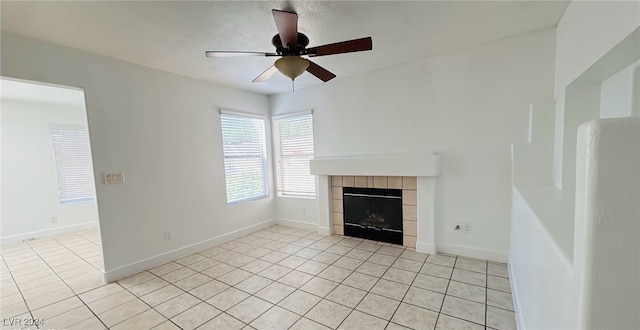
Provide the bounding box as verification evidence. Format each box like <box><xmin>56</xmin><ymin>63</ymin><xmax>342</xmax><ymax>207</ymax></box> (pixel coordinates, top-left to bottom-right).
<box><xmin>271</xmin><ymin>33</ymin><xmax>310</xmax><ymax>56</ymax></box>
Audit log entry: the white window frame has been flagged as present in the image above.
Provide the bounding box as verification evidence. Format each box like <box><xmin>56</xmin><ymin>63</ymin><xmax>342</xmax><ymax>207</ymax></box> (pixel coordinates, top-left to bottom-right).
<box><xmin>49</xmin><ymin>125</ymin><xmax>96</xmax><ymax>204</ymax></box>
<box><xmin>220</xmin><ymin>110</ymin><xmax>269</xmax><ymax>205</ymax></box>
<box><xmin>272</xmin><ymin>110</ymin><xmax>316</xmax><ymax>199</ymax></box>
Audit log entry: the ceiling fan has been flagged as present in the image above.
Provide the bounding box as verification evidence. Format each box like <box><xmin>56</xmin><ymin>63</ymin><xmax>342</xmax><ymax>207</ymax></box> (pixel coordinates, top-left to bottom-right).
<box><xmin>205</xmin><ymin>9</ymin><xmax>373</xmax><ymax>86</ymax></box>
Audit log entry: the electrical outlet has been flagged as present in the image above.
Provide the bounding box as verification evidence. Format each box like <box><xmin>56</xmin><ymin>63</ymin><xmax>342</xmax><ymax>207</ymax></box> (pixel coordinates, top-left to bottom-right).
<box><xmin>164</xmin><ymin>231</ymin><xmax>173</xmax><ymax>240</ymax></box>
<box><xmin>51</xmin><ymin>216</ymin><xmax>57</xmax><ymax>223</ymax></box>
<box><xmin>104</xmin><ymin>172</ymin><xmax>125</xmax><ymax>184</ymax></box>
<box><xmin>300</xmin><ymin>206</ymin><xmax>306</xmax><ymax>215</ymax></box>
<box><xmin>454</xmin><ymin>223</ymin><xmax>471</xmax><ymax>234</ymax></box>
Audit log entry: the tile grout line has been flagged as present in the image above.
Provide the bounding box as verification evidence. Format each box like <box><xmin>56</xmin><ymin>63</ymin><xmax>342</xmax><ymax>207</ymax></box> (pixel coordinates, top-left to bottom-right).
<box><xmin>435</xmin><ymin>256</ymin><xmax>500</xmax><ymax>329</ymax></box>
<box><xmin>241</xmin><ymin>228</ymin><xmax>353</xmax><ymax>329</ymax></box>
<box><xmin>53</xmin><ymin>234</ymin><xmax>103</xmax><ymax>272</ymax></box>
<box><xmin>331</xmin><ymin>244</ymin><xmax>404</xmax><ymax>329</ymax></box>
<box><xmin>10</xmin><ymin>233</ymin><xmax>103</xmax><ymax>328</ymax></box>
<box><xmin>185</xmin><ymin>230</ymin><xmax>507</xmax><ymax>327</ymax></box>
<box><xmin>121</xmin><ymin>256</ymin><xmax>248</xmax><ymax>328</ymax></box>
<box><xmin>3</xmin><ymin>225</ymin><xmax>516</xmax><ymax>330</ymax></box>
<box><xmin>434</xmin><ymin>254</ymin><xmax>459</xmax><ymax>329</ymax></box>
<box><xmin>84</xmin><ymin>276</ymin><xmax>166</xmax><ymax>328</ymax></box>
<box><xmin>245</xmin><ymin>238</ymin><xmax>333</xmax><ymax>329</ymax></box>
<box><xmin>33</xmin><ymin>244</ymin><xmax>106</xmax><ymax>330</ymax></box>
<box><xmin>290</xmin><ymin>240</ymin><xmax>408</xmax><ymax>328</ymax></box>
<box><xmin>384</xmin><ymin>251</ymin><xmax>430</xmax><ymax>329</ymax></box>
<box><xmin>30</xmin><ymin>239</ymin><xmax>102</xmax><ymax>290</ymax></box>
<box><xmin>485</xmin><ymin>260</ymin><xmax>489</xmax><ymax>330</ymax></box>
<box><xmin>219</xmin><ymin>235</ymin><xmax>402</xmax><ymax>328</ymax></box>
<box><xmin>23</xmin><ymin>238</ymin><xmax>109</xmax><ymax>330</ymax></box>
<box><xmin>196</xmin><ymin>236</ymin><xmax>486</xmax><ymax>329</ymax></box>
<box><xmin>246</xmin><ymin>235</ymin><xmax>361</xmax><ymax>329</ymax></box>
<box><xmin>115</xmin><ymin>229</ymin><xmax>347</xmax><ymax>329</ymax></box>
<box><xmin>0</xmin><ymin>255</ymin><xmax>39</xmax><ymax>329</ymax></box>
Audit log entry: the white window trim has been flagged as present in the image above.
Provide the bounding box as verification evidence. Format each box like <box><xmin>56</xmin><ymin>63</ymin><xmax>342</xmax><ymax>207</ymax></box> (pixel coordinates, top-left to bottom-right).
<box><xmin>220</xmin><ymin>109</ymin><xmax>269</xmax><ymax>205</ymax></box>
<box><xmin>220</xmin><ymin>109</ymin><xmax>266</xmax><ymax>120</ymax></box>
<box><xmin>271</xmin><ymin>109</ymin><xmax>313</xmax><ymax>120</ymax></box>
<box><xmin>272</xmin><ymin>110</ymin><xmax>316</xmax><ymax>199</ymax></box>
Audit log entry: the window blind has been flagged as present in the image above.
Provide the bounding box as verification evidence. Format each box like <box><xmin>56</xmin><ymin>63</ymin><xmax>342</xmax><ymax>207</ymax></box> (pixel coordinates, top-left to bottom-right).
<box><xmin>49</xmin><ymin>126</ymin><xmax>96</xmax><ymax>204</ymax></box>
<box><xmin>220</xmin><ymin>112</ymin><xmax>268</xmax><ymax>204</ymax></box>
<box><xmin>273</xmin><ymin>113</ymin><xmax>316</xmax><ymax>198</ymax></box>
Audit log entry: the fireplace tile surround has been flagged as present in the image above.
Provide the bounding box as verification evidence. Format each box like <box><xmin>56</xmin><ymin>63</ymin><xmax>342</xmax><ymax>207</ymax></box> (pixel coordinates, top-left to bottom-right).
<box><xmin>310</xmin><ymin>152</ymin><xmax>441</xmax><ymax>255</ymax></box>
<box><xmin>330</xmin><ymin>176</ymin><xmax>418</xmax><ymax>248</ymax></box>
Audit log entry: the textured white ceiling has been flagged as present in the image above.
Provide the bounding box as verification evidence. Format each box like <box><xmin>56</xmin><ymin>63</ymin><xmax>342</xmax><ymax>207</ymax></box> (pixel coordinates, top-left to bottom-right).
<box><xmin>1</xmin><ymin>1</ymin><xmax>568</xmax><ymax>95</ymax></box>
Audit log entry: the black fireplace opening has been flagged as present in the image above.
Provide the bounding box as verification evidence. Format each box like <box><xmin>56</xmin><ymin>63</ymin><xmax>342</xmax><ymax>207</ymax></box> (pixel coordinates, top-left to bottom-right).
<box><xmin>343</xmin><ymin>187</ymin><xmax>403</xmax><ymax>245</ymax></box>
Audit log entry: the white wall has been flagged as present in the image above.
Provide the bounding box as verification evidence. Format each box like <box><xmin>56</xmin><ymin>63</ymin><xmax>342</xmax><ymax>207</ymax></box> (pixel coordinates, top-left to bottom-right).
<box><xmin>1</xmin><ymin>99</ymin><xmax>99</xmax><ymax>243</ymax></box>
<box><xmin>553</xmin><ymin>0</ymin><xmax>640</xmax><ymax>188</ymax></box>
<box><xmin>1</xmin><ymin>33</ymin><xmax>274</xmax><ymax>280</ymax></box>
<box><xmin>272</xmin><ymin>28</ymin><xmax>556</xmax><ymax>260</ymax></box>
<box><xmin>274</xmin><ymin>197</ymin><xmax>319</xmax><ymax>230</ymax></box>
<box><xmin>510</xmin><ymin>1</ymin><xmax>640</xmax><ymax>329</ymax></box>
<box><xmin>511</xmin><ymin>100</ymin><xmax>556</xmax><ymax>186</ymax></box>
<box><xmin>574</xmin><ymin>118</ymin><xmax>640</xmax><ymax>329</ymax></box>
<box><xmin>510</xmin><ymin>188</ymin><xmax>574</xmax><ymax>330</ymax></box>
<box><xmin>600</xmin><ymin>60</ymin><xmax>640</xmax><ymax>118</ymax></box>
<box><xmin>634</xmin><ymin>66</ymin><xmax>640</xmax><ymax>117</ymax></box>
<box><xmin>631</xmin><ymin>66</ymin><xmax>640</xmax><ymax>117</ymax></box>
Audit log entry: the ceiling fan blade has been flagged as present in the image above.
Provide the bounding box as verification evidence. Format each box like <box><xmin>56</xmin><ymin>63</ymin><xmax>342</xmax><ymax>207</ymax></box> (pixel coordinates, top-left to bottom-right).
<box><xmin>306</xmin><ymin>37</ymin><xmax>372</xmax><ymax>57</ymax></box>
<box><xmin>306</xmin><ymin>60</ymin><xmax>336</xmax><ymax>82</ymax></box>
<box><xmin>205</xmin><ymin>51</ymin><xmax>278</xmax><ymax>57</ymax></box>
<box><xmin>252</xmin><ymin>65</ymin><xmax>278</xmax><ymax>82</ymax></box>
<box><xmin>272</xmin><ymin>9</ymin><xmax>298</xmax><ymax>50</ymax></box>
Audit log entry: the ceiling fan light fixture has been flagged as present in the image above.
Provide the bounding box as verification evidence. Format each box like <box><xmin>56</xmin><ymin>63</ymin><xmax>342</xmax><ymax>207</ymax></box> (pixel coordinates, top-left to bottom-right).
<box><xmin>275</xmin><ymin>56</ymin><xmax>309</xmax><ymax>80</ymax></box>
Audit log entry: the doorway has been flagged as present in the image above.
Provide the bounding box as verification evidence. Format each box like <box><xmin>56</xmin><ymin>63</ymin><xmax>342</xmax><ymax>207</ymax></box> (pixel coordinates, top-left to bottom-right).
<box><xmin>1</xmin><ymin>77</ymin><xmax>103</xmax><ymax>271</ymax></box>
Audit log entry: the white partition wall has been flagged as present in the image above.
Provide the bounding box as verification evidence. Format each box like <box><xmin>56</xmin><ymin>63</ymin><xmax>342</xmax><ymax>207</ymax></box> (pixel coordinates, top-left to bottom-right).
<box><xmin>574</xmin><ymin>118</ymin><xmax>640</xmax><ymax>329</ymax></box>
<box><xmin>510</xmin><ymin>2</ymin><xmax>640</xmax><ymax>328</ymax></box>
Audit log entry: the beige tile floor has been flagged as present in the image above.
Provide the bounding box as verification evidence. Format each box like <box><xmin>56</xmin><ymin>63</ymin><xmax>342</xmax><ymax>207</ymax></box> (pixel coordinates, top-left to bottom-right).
<box><xmin>1</xmin><ymin>225</ymin><xmax>516</xmax><ymax>330</ymax></box>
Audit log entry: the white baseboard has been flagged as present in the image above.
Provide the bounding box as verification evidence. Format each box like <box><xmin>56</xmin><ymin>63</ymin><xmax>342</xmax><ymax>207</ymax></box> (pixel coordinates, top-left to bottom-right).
<box><xmin>437</xmin><ymin>243</ymin><xmax>508</xmax><ymax>263</ymax></box>
<box><xmin>275</xmin><ymin>218</ymin><xmax>319</xmax><ymax>232</ymax></box>
<box><xmin>509</xmin><ymin>261</ymin><xmax>526</xmax><ymax>330</ymax></box>
<box><xmin>416</xmin><ymin>241</ymin><xmax>437</xmax><ymax>254</ymax></box>
<box><xmin>1</xmin><ymin>221</ymin><xmax>98</xmax><ymax>246</ymax></box>
<box><xmin>317</xmin><ymin>226</ymin><xmax>331</xmax><ymax>236</ymax></box>
<box><xmin>101</xmin><ymin>219</ymin><xmax>276</xmax><ymax>283</ymax></box>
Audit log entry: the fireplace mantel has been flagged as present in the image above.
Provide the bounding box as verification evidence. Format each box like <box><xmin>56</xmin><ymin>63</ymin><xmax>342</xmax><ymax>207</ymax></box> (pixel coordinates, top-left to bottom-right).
<box><xmin>311</xmin><ymin>152</ymin><xmax>440</xmax><ymax>254</ymax></box>
<box><xmin>310</xmin><ymin>151</ymin><xmax>441</xmax><ymax>177</ymax></box>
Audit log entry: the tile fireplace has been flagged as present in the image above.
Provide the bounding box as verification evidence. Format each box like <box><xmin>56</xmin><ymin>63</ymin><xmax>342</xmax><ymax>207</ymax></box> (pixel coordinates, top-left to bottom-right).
<box><xmin>310</xmin><ymin>152</ymin><xmax>441</xmax><ymax>253</ymax></box>
<box><xmin>331</xmin><ymin>176</ymin><xmax>416</xmax><ymax>247</ymax></box>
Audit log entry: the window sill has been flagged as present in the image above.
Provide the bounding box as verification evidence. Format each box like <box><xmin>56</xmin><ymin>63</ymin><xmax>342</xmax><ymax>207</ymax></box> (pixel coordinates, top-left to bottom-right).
<box><xmin>277</xmin><ymin>195</ymin><xmax>316</xmax><ymax>200</ymax></box>
<box><xmin>227</xmin><ymin>195</ymin><xmax>270</xmax><ymax>206</ymax></box>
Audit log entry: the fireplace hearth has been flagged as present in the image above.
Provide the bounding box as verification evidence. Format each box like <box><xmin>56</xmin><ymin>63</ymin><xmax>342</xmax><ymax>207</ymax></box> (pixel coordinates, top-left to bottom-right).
<box><xmin>343</xmin><ymin>187</ymin><xmax>403</xmax><ymax>245</ymax></box>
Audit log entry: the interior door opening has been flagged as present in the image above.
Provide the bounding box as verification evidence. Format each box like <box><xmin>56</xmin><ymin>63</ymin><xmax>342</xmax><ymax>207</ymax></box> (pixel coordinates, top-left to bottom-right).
<box><xmin>1</xmin><ymin>76</ymin><xmax>104</xmax><ymax>274</ymax></box>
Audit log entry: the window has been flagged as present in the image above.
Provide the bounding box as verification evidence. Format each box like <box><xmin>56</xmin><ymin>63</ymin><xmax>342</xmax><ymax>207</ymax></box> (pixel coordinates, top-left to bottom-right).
<box><xmin>50</xmin><ymin>126</ymin><xmax>96</xmax><ymax>204</ymax></box>
<box><xmin>273</xmin><ymin>111</ymin><xmax>316</xmax><ymax>198</ymax></box>
<box><xmin>220</xmin><ymin>111</ymin><xmax>268</xmax><ymax>204</ymax></box>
